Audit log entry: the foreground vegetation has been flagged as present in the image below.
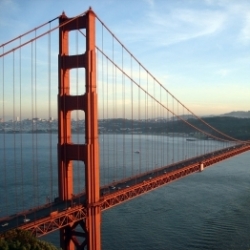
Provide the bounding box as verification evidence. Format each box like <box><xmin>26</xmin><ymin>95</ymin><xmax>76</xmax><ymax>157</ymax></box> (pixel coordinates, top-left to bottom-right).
<box><xmin>0</xmin><ymin>229</ymin><xmax>60</xmax><ymax>250</ymax></box>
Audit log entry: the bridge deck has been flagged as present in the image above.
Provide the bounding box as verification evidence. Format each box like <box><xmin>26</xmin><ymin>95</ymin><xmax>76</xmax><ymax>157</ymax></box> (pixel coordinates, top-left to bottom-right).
<box><xmin>1</xmin><ymin>143</ymin><xmax>249</xmax><ymax>237</ymax></box>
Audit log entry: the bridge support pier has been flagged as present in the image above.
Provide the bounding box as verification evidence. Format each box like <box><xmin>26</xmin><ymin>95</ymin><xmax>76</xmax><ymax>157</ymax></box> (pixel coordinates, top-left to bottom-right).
<box><xmin>58</xmin><ymin>8</ymin><xmax>101</xmax><ymax>250</ymax></box>
<box><xmin>200</xmin><ymin>163</ymin><xmax>204</xmax><ymax>172</ymax></box>
<box><xmin>60</xmin><ymin>221</ymin><xmax>88</xmax><ymax>250</ymax></box>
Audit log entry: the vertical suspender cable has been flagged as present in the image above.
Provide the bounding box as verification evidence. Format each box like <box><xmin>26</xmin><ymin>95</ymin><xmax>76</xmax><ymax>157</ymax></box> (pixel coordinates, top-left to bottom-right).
<box><xmin>35</xmin><ymin>29</ymin><xmax>39</xmax><ymax>209</ymax></box>
<box><xmin>160</xmin><ymin>84</ymin><xmax>163</xmax><ymax>167</ymax></box>
<box><xmin>48</xmin><ymin>22</ymin><xmax>53</xmax><ymax>208</ymax></box>
<box><xmin>101</xmin><ymin>24</ymin><xmax>105</xmax><ymax>188</ymax></box>
<box><xmin>203</xmin><ymin>123</ymin><xmax>206</xmax><ymax>155</ymax></box>
<box><xmin>157</xmin><ymin>81</ymin><xmax>160</xmax><ymax>167</ymax></box>
<box><xmin>157</xmin><ymin>82</ymin><xmax>160</xmax><ymax>168</ymax></box>
<box><xmin>146</xmin><ymin>72</ymin><xmax>149</xmax><ymax>172</ymax></box>
<box><xmin>172</xmin><ymin>97</ymin><xmax>174</xmax><ymax>163</ymax></box>
<box><xmin>2</xmin><ymin>46</ymin><xmax>7</xmax><ymax>215</ymax></box>
<box><xmin>155</xmin><ymin>79</ymin><xmax>158</xmax><ymax>169</ymax></box>
<box><xmin>31</xmin><ymin>40</ymin><xmax>35</xmax><ymax>209</ymax></box>
<box><xmin>19</xmin><ymin>37</ymin><xmax>24</xmax><ymax>212</ymax></box>
<box><xmin>152</xmin><ymin>79</ymin><xmax>155</xmax><ymax>170</ymax></box>
<box><xmin>167</xmin><ymin>92</ymin><xmax>169</xmax><ymax>165</ymax></box>
<box><xmin>152</xmin><ymin>81</ymin><xmax>154</xmax><ymax>169</ymax></box>
<box><xmin>164</xmin><ymin>87</ymin><xmax>167</xmax><ymax>166</ymax></box>
<box><xmin>106</xmin><ymin>54</ymin><xmax>110</xmax><ymax>184</ymax></box>
<box><xmin>138</xmin><ymin>64</ymin><xmax>141</xmax><ymax>175</ymax></box>
<box><xmin>158</xmin><ymin>81</ymin><xmax>160</xmax><ymax>168</ymax></box>
<box><xmin>112</xmin><ymin>35</ymin><xmax>115</xmax><ymax>183</ymax></box>
<box><xmin>13</xmin><ymin>51</ymin><xmax>17</xmax><ymax>216</ymax></box>
<box><xmin>163</xmin><ymin>87</ymin><xmax>166</xmax><ymax>166</ymax></box>
<box><xmin>151</xmin><ymin>79</ymin><xmax>154</xmax><ymax>170</ymax></box>
<box><xmin>166</xmin><ymin>90</ymin><xmax>168</xmax><ymax>166</ymax></box>
<box><xmin>182</xmin><ymin>104</ymin><xmax>184</xmax><ymax>160</ymax></box>
<box><xmin>113</xmin><ymin>36</ymin><xmax>118</xmax><ymax>183</ymax></box>
<box><xmin>144</xmin><ymin>74</ymin><xmax>146</xmax><ymax>173</ymax></box>
<box><xmin>150</xmin><ymin>79</ymin><xmax>153</xmax><ymax>170</ymax></box>
<box><xmin>76</xmin><ymin>27</ymin><xmax>79</xmax><ymax>195</ymax></box>
<box><xmin>130</xmin><ymin>54</ymin><xmax>134</xmax><ymax>179</ymax></box>
<box><xmin>177</xmin><ymin>101</ymin><xmax>179</xmax><ymax>161</ymax></box>
<box><xmin>122</xmin><ymin>46</ymin><xmax>126</xmax><ymax>180</ymax></box>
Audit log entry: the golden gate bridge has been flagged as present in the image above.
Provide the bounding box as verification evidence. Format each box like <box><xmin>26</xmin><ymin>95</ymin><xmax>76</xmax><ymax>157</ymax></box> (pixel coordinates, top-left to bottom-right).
<box><xmin>0</xmin><ymin>8</ymin><xmax>249</xmax><ymax>250</ymax></box>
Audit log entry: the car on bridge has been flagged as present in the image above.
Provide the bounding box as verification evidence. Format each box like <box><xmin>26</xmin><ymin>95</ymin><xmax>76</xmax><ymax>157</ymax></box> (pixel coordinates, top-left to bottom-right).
<box><xmin>23</xmin><ymin>217</ymin><xmax>30</xmax><ymax>223</ymax></box>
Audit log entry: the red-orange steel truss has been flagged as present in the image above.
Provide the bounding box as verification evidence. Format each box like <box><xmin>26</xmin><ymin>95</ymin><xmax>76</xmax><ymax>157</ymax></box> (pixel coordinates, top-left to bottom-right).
<box><xmin>58</xmin><ymin>8</ymin><xmax>101</xmax><ymax>250</ymax></box>
<box><xmin>20</xmin><ymin>144</ymin><xmax>250</xmax><ymax>239</ymax></box>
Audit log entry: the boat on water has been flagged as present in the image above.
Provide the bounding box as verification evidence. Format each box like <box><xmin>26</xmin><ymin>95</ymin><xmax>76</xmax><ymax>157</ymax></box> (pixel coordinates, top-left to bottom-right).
<box><xmin>186</xmin><ymin>138</ymin><xmax>196</xmax><ymax>141</ymax></box>
<box><xmin>134</xmin><ymin>151</ymin><xmax>140</xmax><ymax>154</ymax></box>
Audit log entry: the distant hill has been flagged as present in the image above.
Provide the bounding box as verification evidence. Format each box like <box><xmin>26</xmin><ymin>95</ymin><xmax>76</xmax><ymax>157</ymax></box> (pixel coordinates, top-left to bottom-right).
<box><xmin>98</xmin><ymin>116</ymin><xmax>250</xmax><ymax>140</ymax></box>
<box><xmin>221</xmin><ymin>111</ymin><xmax>250</xmax><ymax>118</ymax></box>
<box><xmin>187</xmin><ymin>116</ymin><xmax>250</xmax><ymax>140</ymax></box>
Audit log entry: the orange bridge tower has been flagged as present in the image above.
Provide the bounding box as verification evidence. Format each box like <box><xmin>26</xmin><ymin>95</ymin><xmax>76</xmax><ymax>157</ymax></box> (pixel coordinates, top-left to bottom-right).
<box><xmin>58</xmin><ymin>8</ymin><xmax>101</xmax><ymax>250</ymax></box>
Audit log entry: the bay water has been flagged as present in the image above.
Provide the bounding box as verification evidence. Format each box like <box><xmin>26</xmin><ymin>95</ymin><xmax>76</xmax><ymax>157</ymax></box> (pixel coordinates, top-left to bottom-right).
<box><xmin>1</xmin><ymin>133</ymin><xmax>250</xmax><ymax>249</ymax></box>
<box><xmin>101</xmin><ymin>151</ymin><xmax>250</xmax><ymax>250</ymax></box>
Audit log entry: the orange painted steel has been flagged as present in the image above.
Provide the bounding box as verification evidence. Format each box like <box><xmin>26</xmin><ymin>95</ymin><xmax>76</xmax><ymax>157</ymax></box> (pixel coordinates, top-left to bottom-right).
<box><xmin>19</xmin><ymin>145</ymin><xmax>250</xmax><ymax>238</ymax></box>
<box><xmin>84</xmin><ymin>8</ymin><xmax>101</xmax><ymax>250</ymax></box>
<box><xmin>58</xmin><ymin>8</ymin><xmax>101</xmax><ymax>250</ymax></box>
<box><xmin>58</xmin><ymin>11</ymin><xmax>73</xmax><ymax>204</ymax></box>
<box><xmin>101</xmin><ymin>144</ymin><xmax>250</xmax><ymax>210</ymax></box>
<box><xmin>20</xmin><ymin>205</ymin><xmax>87</xmax><ymax>236</ymax></box>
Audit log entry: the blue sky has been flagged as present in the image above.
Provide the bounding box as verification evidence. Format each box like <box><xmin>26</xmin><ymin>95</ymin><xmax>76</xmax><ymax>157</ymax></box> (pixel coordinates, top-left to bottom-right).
<box><xmin>0</xmin><ymin>0</ymin><xmax>249</xmax><ymax>117</ymax></box>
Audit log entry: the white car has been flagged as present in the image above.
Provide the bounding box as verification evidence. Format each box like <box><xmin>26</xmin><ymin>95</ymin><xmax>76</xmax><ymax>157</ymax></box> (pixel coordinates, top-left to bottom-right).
<box><xmin>23</xmin><ymin>218</ymin><xmax>30</xmax><ymax>223</ymax></box>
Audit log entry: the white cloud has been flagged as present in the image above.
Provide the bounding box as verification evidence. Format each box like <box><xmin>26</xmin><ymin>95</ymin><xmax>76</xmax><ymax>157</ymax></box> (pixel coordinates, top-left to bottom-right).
<box><xmin>114</xmin><ymin>5</ymin><xmax>227</xmax><ymax>48</ymax></box>
<box><xmin>212</xmin><ymin>1</ymin><xmax>250</xmax><ymax>45</ymax></box>
<box><xmin>115</xmin><ymin>1</ymin><xmax>250</xmax><ymax>49</ymax></box>
<box><xmin>147</xmin><ymin>8</ymin><xmax>226</xmax><ymax>46</ymax></box>
<box><xmin>239</xmin><ymin>10</ymin><xmax>250</xmax><ymax>44</ymax></box>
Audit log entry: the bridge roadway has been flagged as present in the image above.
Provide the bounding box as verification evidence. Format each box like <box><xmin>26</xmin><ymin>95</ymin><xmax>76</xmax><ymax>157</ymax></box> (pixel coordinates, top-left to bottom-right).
<box><xmin>0</xmin><ymin>143</ymin><xmax>250</xmax><ymax>236</ymax></box>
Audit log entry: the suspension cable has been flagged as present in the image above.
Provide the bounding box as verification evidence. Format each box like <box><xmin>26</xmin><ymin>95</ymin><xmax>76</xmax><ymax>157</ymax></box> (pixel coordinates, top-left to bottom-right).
<box><xmin>94</xmin><ymin>45</ymin><xmax>242</xmax><ymax>143</ymax></box>
<box><xmin>94</xmin><ymin>15</ymin><xmax>248</xmax><ymax>143</ymax></box>
<box><xmin>0</xmin><ymin>11</ymin><xmax>88</xmax><ymax>58</ymax></box>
